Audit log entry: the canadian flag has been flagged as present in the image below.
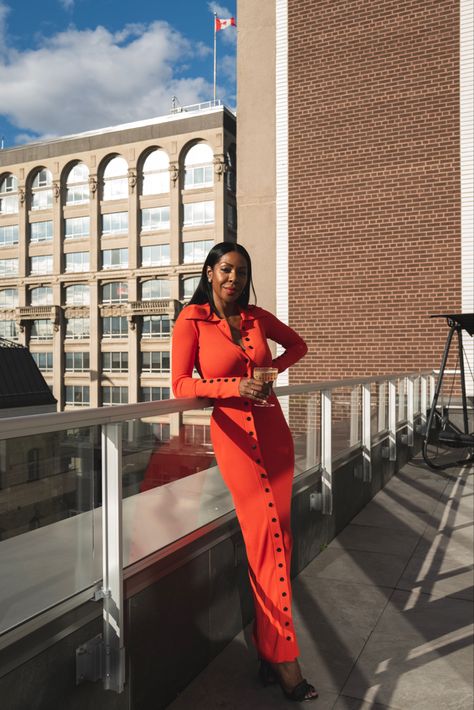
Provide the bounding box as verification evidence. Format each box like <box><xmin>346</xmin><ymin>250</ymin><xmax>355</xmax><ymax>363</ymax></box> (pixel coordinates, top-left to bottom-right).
<box><xmin>215</xmin><ymin>17</ymin><xmax>236</xmax><ymax>31</ymax></box>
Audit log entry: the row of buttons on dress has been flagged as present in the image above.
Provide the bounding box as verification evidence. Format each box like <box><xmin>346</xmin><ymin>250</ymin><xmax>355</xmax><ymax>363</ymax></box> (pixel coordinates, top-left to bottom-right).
<box><xmin>242</xmin><ymin>400</ymin><xmax>293</xmax><ymax>643</ymax></box>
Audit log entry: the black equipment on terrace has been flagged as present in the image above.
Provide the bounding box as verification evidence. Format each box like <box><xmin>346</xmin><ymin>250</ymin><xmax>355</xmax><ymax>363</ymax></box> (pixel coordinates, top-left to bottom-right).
<box><xmin>422</xmin><ymin>314</ymin><xmax>474</xmax><ymax>470</ymax></box>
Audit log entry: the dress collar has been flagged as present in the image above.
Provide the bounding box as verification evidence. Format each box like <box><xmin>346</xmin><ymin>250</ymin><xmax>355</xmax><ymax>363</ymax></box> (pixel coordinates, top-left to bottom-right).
<box><xmin>183</xmin><ymin>302</ymin><xmax>261</xmax><ymax>322</ymax></box>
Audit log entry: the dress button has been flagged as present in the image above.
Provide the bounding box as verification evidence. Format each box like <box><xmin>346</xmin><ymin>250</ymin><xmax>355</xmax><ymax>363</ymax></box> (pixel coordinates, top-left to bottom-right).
<box><xmin>274</xmin><ymin>533</ymin><xmax>280</xmax><ymax>538</ymax></box>
<box><xmin>252</xmin><ymin>445</ymin><xmax>257</xmax><ymax>450</ymax></box>
<box><xmin>280</xmin><ymin>577</ymin><xmax>285</xmax><ymax>582</ymax></box>
<box><xmin>246</xmin><ymin>416</ymin><xmax>251</xmax><ymax>421</ymax></box>
<box><xmin>209</xmin><ymin>379</ymin><xmax>214</xmax><ymax>383</ymax></box>
<box><xmin>285</xmin><ymin>622</ymin><xmax>290</xmax><ymax>627</ymax></box>
<box><xmin>217</xmin><ymin>378</ymin><xmax>221</xmax><ymax>382</ymax></box>
<box><xmin>276</xmin><ymin>548</ymin><xmax>282</xmax><ymax>552</ymax></box>
<box><xmin>245</xmin><ymin>338</ymin><xmax>250</xmax><ymax>341</ymax></box>
<box><xmin>268</xmin><ymin>503</ymin><xmax>274</xmax><ymax>507</ymax></box>
<box><xmin>224</xmin><ymin>378</ymin><xmax>228</xmax><ymax>382</ymax></box>
<box><xmin>256</xmin><ymin>458</ymin><xmax>261</xmax><ymax>463</ymax></box>
<box><xmin>202</xmin><ymin>380</ymin><xmax>207</xmax><ymax>383</ymax></box>
<box><xmin>248</xmin><ymin>431</ymin><xmax>254</xmax><ymax>436</ymax></box>
<box><xmin>286</xmin><ymin>636</ymin><xmax>291</xmax><ymax>641</ymax></box>
<box><xmin>260</xmin><ymin>474</ymin><xmax>267</xmax><ymax>479</ymax></box>
<box><xmin>248</xmin><ymin>345</ymin><xmax>254</xmax><ymax>349</ymax></box>
<box><xmin>283</xmin><ymin>606</ymin><xmax>288</xmax><ymax>611</ymax></box>
<box><xmin>278</xmin><ymin>562</ymin><xmax>283</xmax><ymax>567</ymax></box>
<box><xmin>282</xmin><ymin>592</ymin><xmax>287</xmax><ymax>597</ymax></box>
<box><xmin>231</xmin><ymin>378</ymin><xmax>236</xmax><ymax>382</ymax></box>
<box><xmin>265</xmin><ymin>488</ymin><xmax>270</xmax><ymax>492</ymax></box>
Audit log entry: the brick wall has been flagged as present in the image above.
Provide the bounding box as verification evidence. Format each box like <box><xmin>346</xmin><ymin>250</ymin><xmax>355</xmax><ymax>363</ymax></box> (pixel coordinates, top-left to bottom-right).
<box><xmin>287</xmin><ymin>0</ymin><xmax>461</xmax><ymax>384</ymax></box>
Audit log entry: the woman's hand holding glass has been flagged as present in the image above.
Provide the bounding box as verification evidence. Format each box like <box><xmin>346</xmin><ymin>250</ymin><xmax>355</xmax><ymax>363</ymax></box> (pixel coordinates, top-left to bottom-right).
<box><xmin>239</xmin><ymin>377</ymin><xmax>269</xmax><ymax>403</ymax></box>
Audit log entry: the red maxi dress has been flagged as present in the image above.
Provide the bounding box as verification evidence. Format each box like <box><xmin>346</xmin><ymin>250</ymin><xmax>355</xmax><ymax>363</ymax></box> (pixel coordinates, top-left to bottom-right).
<box><xmin>171</xmin><ymin>302</ymin><xmax>308</xmax><ymax>662</ymax></box>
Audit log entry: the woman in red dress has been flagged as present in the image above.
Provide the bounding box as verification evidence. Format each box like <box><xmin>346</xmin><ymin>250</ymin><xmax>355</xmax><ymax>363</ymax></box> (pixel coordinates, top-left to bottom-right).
<box><xmin>172</xmin><ymin>242</ymin><xmax>317</xmax><ymax>702</ymax></box>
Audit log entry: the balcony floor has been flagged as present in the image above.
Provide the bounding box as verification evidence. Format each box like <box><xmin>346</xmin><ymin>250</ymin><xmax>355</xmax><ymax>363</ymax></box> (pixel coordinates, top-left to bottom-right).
<box><xmin>168</xmin><ymin>453</ymin><xmax>474</xmax><ymax>709</ymax></box>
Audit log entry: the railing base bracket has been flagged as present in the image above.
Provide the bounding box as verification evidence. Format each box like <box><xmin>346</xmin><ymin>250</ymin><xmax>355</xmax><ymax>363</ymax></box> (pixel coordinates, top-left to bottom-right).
<box><xmin>76</xmin><ymin>634</ymin><xmax>103</xmax><ymax>685</ymax></box>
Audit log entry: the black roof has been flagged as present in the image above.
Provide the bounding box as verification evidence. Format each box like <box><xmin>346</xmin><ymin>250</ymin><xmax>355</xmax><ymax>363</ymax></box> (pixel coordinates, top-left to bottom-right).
<box><xmin>0</xmin><ymin>339</ymin><xmax>57</xmax><ymax>409</ymax></box>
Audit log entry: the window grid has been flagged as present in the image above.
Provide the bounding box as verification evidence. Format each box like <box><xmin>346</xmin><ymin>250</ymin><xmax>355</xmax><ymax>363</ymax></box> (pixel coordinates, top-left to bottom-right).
<box><xmin>0</xmin><ymin>320</ymin><xmax>17</xmax><ymax>339</ymax></box>
<box><xmin>0</xmin><ymin>224</ymin><xmax>19</xmax><ymax>247</ymax></box>
<box><xmin>141</xmin><ymin>244</ymin><xmax>170</xmax><ymax>267</ymax></box>
<box><xmin>65</xmin><ymin>352</ymin><xmax>90</xmax><ymax>372</ymax></box>
<box><xmin>141</xmin><ymin>207</ymin><xmax>170</xmax><ymax>232</ymax></box>
<box><xmin>142</xmin><ymin>315</ymin><xmax>171</xmax><ymax>339</ymax></box>
<box><xmin>30</xmin><ymin>287</ymin><xmax>53</xmax><ymax>306</ymax></box>
<box><xmin>30</xmin><ymin>221</ymin><xmax>53</xmax><ymax>243</ymax></box>
<box><xmin>102</xmin><ymin>282</ymin><xmax>128</xmax><ymax>303</ymax></box>
<box><xmin>141</xmin><ymin>351</ymin><xmax>170</xmax><ymax>373</ymax></box>
<box><xmin>102</xmin><ymin>386</ymin><xmax>128</xmax><ymax>406</ymax></box>
<box><xmin>142</xmin><ymin>279</ymin><xmax>171</xmax><ymax>300</ymax></box>
<box><xmin>102</xmin><ymin>316</ymin><xmax>128</xmax><ymax>339</ymax></box>
<box><xmin>65</xmin><ymin>252</ymin><xmax>89</xmax><ymax>273</ymax></box>
<box><xmin>183</xmin><ymin>201</ymin><xmax>214</xmax><ymax>226</ymax></box>
<box><xmin>183</xmin><ymin>240</ymin><xmax>214</xmax><ymax>264</ymax></box>
<box><xmin>65</xmin><ymin>385</ymin><xmax>90</xmax><ymax>406</ymax></box>
<box><xmin>65</xmin><ymin>285</ymin><xmax>89</xmax><ymax>306</ymax></box>
<box><xmin>141</xmin><ymin>386</ymin><xmax>170</xmax><ymax>402</ymax></box>
<box><xmin>30</xmin><ymin>255</ymin><xmax>53</xmax><ymax>275</ymax></box>
<box><xmin>32</xmin><ymin>352</ymin><xmax>53</xmax><ymax>372</ymax></box>
<box><xmin>102</xmin><ymin>212</ymin><xmax>129</xmax><ymax>235</ymax></box>
<box><xmin>102</xmin><ymin>351</ymin><xmax>129</xmax><ymax>372</ymax></box>
<box><xmin>0</xmin><ymin>288</ymin><xmax>18</xmax><ymax>307</ymax></box>
<box><xmin>184</xmin><ymin>165</ymin><xmax>213</xmax><ymax>189</ymax></box>
<box><xmin>65</xmin><ymin>317</ymin><xmax>90</xmax><ymax>340</ymax></box>
<box><xmin>30</xmin><ymin>319</ymin><xmax>54</xmax><ymax>340</ymax></box>
<box><xmin>65</xmin><ymin>216</ymin><xmax>90</xmax><ymax>240</ymax></box>
<box><xmin>102</xmin><ymin>248</ymin><xmax>128</xmax><ymax>270</ymax></box>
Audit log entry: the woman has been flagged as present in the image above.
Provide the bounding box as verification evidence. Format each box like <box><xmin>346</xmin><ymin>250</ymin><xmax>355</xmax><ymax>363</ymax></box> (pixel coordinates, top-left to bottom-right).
<box><xmin>172</xmin><ymin>242</ymin><xmax>317</xmax><ymax>702</ymax></box>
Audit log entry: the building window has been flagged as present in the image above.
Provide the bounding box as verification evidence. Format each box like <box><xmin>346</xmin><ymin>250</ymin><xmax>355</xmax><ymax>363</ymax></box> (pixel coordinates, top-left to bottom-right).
<box><xmin>65</xmin><ymin>216</ymin><xmax>90</xmax><ymax>240</ymax></box>
<box><xmin>102</xmin><ymin>351</ymin><xmax>128</xmax><ymax>372</ymax></box>
<box><xmin>64</xmin><ymin>284</ymin><xmax>89</xmax><ymax>306</ymax></box>
<box><xmin>183</xmin><ymin>201</ymin><xmax>214</xmax><ymax>226</ymax></box>
<box><xmin>141</xmin><ymin>351</ymin><xmax>170</xmax><ymax>373</ymax></box>
<box><xmin>30</xmin><ymin>255</ymin><xmax>53</xmax><ymax>275</ymax></box>
<box><xmin>102</xmin><ymin>316</ymin><xmax>128</xmax><ymax>338</ymax></box>
<box><xmin>183</xmin><ymin>239</ymin><xmax>214</xmax><ymax>264</ymax></box>
<box><xmin>32</xmin><ymin>351</ymin><xmax>53</xmax><ymax>371</ymax></box>
<box><xmin>0</xmin><ymin>320</ymin><xmax>17</xmax><ymax>339</ymax></box>
<box><xmin>31</xmin><ymin>168</ymin><xmax>53</xmax><ymax>211</ymax></box>
<box><xmin>103</xmin><ymin>156</ymin><xmax>128</xmax><ymax>201</ymax></box>
<box><xmin>0</xmin><ymin>224</ymin><xmax>19</xmax><ymax>247</ymax></box>
<box><xmin>141</xmin><ymin>386</ymin><xmax>170</xmax><ymax>401</ymax></box>
<box><xmin>0</xmin><ymin>288</ymin><xmax>18</xmax><ymax>307</ymax></box>
<box><xmin>141</xmin><ymin>279</ymin><xmax>171</xmax><ymax>300</ymax></box>
<box><xmin>65</xmin><ymin>385</ymin><xmax>90</xmax><ymax>406</ymax></box>
<box><xmin>30</xmin><ymin>319</ymin><xmax>53</xmax><ymax>340</ymax></box>
<box><xmin>30</xmin><ymin>287</ymin><xmax>53</xmax><ymax>306</ymax></box>
<box><xmin>65</xmin><ymin>163</ymin><xmax>89</xmax><ymax>205</ymax></box>
<box><xmin>65</xmin><ymin>351</ymin><xmax>90</xmax><ymax>372</ymax></box>
<box><xmin>184</xmin><ymin>143</ymin><xmax>214</xmax><ymax>189</ymax></box>
<box><xmin>65</xmin><ymin>317</ymin><xmax>90</xmax><ymax>340</ymax></box>
<box><xmin>102</xmin><ymin>386</ymin><xmax>128</xmax><ymax>405</ymax></box>
<box><xmin>225</xmin><ymin>145</ymin><xmax>236</xmax><ymax>192</ymax></box>
<box><xmin>182</xmin><ymin>276</ymin><xmax>200</xmax><ymax>300</ymax></box>
<box><xmin>0</xmin><ymin>258</ymin><xmax>19</xmax><ymax>277</ymax></box>
<box><xmin>102</xmin><ymin>281</ymin><xmax>128</xmax><ymax>303</ymax></box>
<box><xmin>142</xmin><ymin>315</ymin><xmax>170</xmax><ymax>339</ymax></box>
<box><xmin>183</xmin><ymin>424</ymin><xmax>212</xmax><ymax>446</ymax></box>
<box><xmin>102</xmin><ymin>211</ymin><xmax>128</xmax><ymax>235</ymax></box>
<box><xmin>65</xmin><ymin>251</ymin><xmax>89</xmax><ymax>273</ymax></box>
<box><xmin>141</xmin><ymin>207</ymin><xmax>170</xmax><ymax>232</ymax></box>
<box><xmin>141</xmin><ymin>244</ymin><xmax>170</xmax><ymax>267</ymax></box>
<box><xmin>0</xmin><ymin>174</ymin><xmax>19</xmax><ymax>214</ymax></box>
<box><xmin>142</xmin><ymin>149</ymin><xmax>169</xmax><ymax>195</ymax></box>
<box><xmin>102</xmin><ymin>248</ymin><xmax>128</xmax><ymax>270</ymax></box>
<box><xmin>30</xmin><ymin>220</ymin><xmax>53</xmax><ymax>243</ymax></box>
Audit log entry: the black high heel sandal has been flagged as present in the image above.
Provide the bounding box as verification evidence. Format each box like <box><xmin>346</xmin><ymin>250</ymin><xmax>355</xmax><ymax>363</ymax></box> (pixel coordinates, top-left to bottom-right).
<box><xmin>259</xmin><ymin>659</ymin><xmax>318</xmax><ymax>701</ymax></box>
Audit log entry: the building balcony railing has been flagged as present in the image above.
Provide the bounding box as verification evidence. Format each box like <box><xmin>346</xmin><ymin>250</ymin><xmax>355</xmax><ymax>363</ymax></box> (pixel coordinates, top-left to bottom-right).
<box><xmin>0</xmin><ymin>370</ymin><xmax>434</xmax><ymax>691</ymax></box>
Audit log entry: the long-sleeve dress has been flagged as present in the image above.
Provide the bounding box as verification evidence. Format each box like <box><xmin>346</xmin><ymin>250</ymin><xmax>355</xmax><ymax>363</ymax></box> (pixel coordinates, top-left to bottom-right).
<box><xmin>172</xmin><ymin>301</ymin><xmax>307</xmax><ymax>662</ymax></box>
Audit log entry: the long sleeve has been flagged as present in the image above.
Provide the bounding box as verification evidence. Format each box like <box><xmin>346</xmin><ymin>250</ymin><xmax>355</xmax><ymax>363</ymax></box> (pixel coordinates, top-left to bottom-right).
<box><xmin>171</xmin><ymin>313</ymin><xmax>242</xmax><ymax>399</ymax></box>
<box><xmin>263</xmin><ymin>311</ymin><xmax>308</xmax><ymax>374</ymax></box>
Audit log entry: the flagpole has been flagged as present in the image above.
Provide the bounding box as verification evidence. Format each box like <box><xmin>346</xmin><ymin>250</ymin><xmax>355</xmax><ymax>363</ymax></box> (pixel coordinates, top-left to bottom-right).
<box><xmin>213</xmin><ymin>13</ymin><xmax>217</xmax><ymax>102</ymax></box>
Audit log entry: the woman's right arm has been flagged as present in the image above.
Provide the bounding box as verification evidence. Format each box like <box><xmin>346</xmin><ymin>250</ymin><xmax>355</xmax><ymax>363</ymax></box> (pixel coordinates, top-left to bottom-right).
<box><xmin>171</xmin><ymin>314</ymin><xmax>242</xmax><ymax>399</ymax></box>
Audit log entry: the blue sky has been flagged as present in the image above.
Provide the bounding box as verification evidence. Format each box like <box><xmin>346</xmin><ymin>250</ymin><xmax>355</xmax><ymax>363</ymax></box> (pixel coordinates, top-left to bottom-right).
<box><xmin>0</xmin><ymin>0</ymin><xmax>236</xmax><ymax>148</ymax></box>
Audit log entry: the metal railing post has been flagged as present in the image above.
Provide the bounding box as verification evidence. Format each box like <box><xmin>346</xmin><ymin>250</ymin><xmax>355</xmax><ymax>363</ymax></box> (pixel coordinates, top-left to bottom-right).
<box><xmin>321</xmin><ymin>390</ymin><xmax>333</xmax><ymax>514</ymax></box>
<box><xmin>378</xmin><ymin>381</ymin><xmax>386</xmax><ymax>431</ymax></box>
<box><xmin>406</xmin><ymin>377</ymin><xmax>414</xmax><ymax>447</ymax></box>
<box><xmin>362</xmin><ymin>383</ymin><xmax>372</xmax><ymax>481</ymax></box>
<box><xmin>101</xmin><ymin>423</ymin><xmax>125</xmax><ymax>693</ymax></box>
<box><xmin>420</xmin><ymin>376</ymin><xmax>427</xmax><ymax>427</ymax></box>
<box><xmin>349</xmin><ymin>387</ymin><xmax>360</xmax><ymax>446</ymax></box>
<box><xmin>306</xmin><ymin>393</ymin><xmax>319</xmax><ymax>468</ymax></box>
<box><xmin>388</xmin><ymin>380</ymin><xmax>397</xmax><ymax>461</ymax></box>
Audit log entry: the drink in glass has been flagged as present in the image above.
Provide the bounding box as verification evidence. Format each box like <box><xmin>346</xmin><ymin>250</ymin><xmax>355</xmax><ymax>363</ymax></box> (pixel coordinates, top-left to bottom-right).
<box><xmin>253</xmin><ymin>367</ymin><xmax>278</xmax><ymax>407</ymax></box>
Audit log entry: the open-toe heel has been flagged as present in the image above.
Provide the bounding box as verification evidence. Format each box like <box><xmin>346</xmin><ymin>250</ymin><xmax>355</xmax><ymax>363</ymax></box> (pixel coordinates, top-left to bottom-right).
<box><xmin>258</xmin><ymin>658</ymin><xmax>278</xmax><ymax>686</ymax></box>
<box><xmin>281</xmin><ymin>678</ymin><xmax>318</xmax><ymax>702</ymax></box>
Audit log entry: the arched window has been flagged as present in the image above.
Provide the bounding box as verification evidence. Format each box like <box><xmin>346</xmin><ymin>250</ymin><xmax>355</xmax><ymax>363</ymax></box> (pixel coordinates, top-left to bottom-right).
<box><xmin>103</xmin><ymin>157</ymin><xmax>128</xmax><ymax>201</ymax></box>
<box><xmin>141</xmin><ymin>279</ymin><xmax>171</xmax><ymax>301</ymax></box>
<box><xmin>0</xmin><ymin>174</ymin><xmax>19</xmax><ymax>214</ymax></box>
<box><xmin>66</xmin><ymin>163</ymin><xmax>89</xmax><ymax>205</ymax></box>
<box><xmin>182</xmin><ymin>276</ymin><xmax>200</xmax><ymax>300</ymax></box>
<box><xmin>65</xmin><ymin>284</ymin><xmax>89</xmax><ymax>306</ymax></box>
<box><xmin>184</xmin><ymin>143</ymin><xmax>214</xmax><ymax>189</ymax></box>
<box><xmin>102</xmin><ymin>282</ymin><xmax>128</xmax><ymax>304</ymax></box>
<box><xmin>30</xmin><ymin>287</ymin><xmax>53</xmax><ymax>306</ymax></box>
<box><xmin>142</xmin><ymin>150</ymin><xmax>169</xmax><ymax>195</ymax></box>
<box><xmin>0</xmin><ymin>288</ymin><xmax>18</xmax><ymax>308</ymax></box>
<box><xmin>31</xmin><ymin>168</ymin><xmax>53</xmax><ymax>211</ymax></box>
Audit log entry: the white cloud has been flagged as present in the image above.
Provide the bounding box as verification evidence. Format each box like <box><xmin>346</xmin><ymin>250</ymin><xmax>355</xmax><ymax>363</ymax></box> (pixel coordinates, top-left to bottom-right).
<box><xmin>208</xmin><ymin>2</ymin><xmax>236</xmax><ymax>46</ymax></box>
<box><xmin>0</xmin><ymin>6</ymin><xmax>223</xmax><ymax>143</ymax></box>
<box><xmin>59</xmin><ymin>0</ymin><xmax>74</xmax><ymax>10</ymax></box>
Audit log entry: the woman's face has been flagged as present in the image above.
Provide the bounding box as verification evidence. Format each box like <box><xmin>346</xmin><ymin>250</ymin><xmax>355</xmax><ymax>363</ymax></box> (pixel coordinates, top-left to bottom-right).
<box><xmin>207</xmin><ymin>251</ymin><xmax>249</xmax><ymax>307</ymax></box>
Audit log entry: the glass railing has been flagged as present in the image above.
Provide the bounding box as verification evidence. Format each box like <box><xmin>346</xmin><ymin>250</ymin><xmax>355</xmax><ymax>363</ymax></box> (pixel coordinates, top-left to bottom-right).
<box><xmin>0</xmin><ymin>371</ymin><xmax>433</xmax><ymax>690</ymax></box>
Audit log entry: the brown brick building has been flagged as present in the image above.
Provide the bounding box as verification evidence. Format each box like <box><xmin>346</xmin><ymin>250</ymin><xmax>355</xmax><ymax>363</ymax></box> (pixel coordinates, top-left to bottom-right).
<box><xmin>237</xmin><ymin>0</ymin><xmax>473</xmax><ymax>390</ymax></box>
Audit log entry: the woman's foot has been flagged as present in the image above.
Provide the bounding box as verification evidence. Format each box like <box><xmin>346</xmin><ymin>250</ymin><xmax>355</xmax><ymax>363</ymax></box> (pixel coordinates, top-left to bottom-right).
<box><xmin>271</xmin><ymin>660</ymin><xmax>318</xmax><ymax>701</ymax></box>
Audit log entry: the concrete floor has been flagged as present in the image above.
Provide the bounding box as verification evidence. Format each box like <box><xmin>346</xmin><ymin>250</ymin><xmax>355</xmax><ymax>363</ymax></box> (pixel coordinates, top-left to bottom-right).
<box><xmin>168</xmin><ymin>454</ymin><xmax>474</xmax><ymax>709</ymax></box>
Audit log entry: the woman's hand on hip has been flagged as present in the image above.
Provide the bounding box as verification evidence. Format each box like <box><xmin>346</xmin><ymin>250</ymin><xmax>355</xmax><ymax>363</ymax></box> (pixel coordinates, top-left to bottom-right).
<box><xmin>239</xmin><ymin>377</ymin><xmax>268</xmax><ymax>403</ymax></box>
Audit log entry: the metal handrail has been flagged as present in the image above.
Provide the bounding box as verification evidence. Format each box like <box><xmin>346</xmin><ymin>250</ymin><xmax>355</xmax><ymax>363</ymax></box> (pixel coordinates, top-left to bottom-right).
<box><xmin>0</xmin><ymin>371</ymin><xmax>433</xmax><ymax>440</ymax></box>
